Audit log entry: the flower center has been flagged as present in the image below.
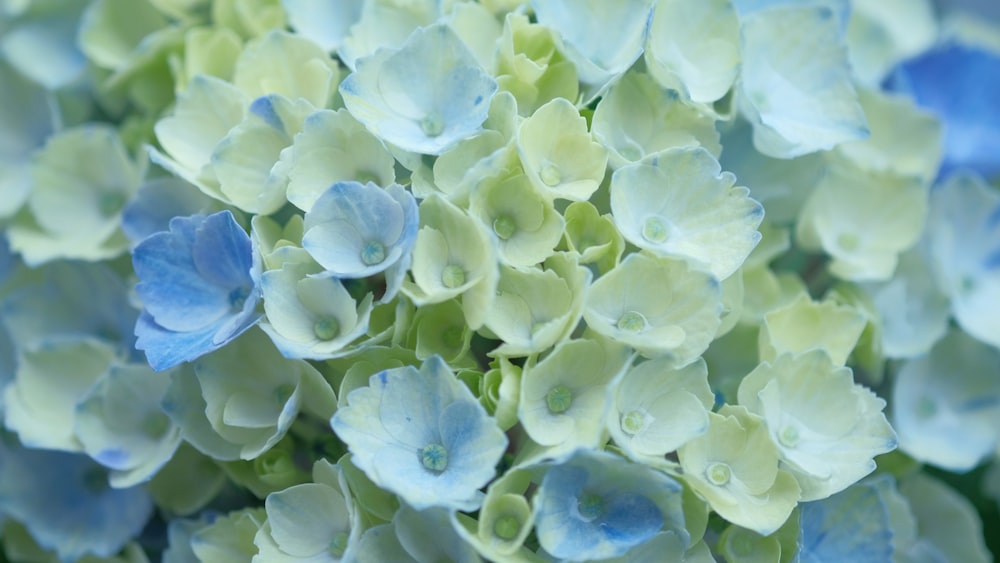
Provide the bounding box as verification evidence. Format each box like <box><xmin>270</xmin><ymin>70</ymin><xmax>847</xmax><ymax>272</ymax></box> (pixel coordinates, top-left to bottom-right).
<box><xmin>314</xmin><ymin>317</ymin><xmax>340</xmax><ymax>341</ymax></box>
<box><xmin>441</xmin><ymin>264</ymin><xmax>466</xmax><ymax>289</ymax></box>
<box><xmin>442</xmin><ymin>326</ymin><xmax>464</xmax><ymax>349</ymax></box>
<box><xmin>539</xmin><ymin>163</ymin><xmax>562</xmax><ymax>186</ymax></box>
<box><xmin>493</xmin><ymin>215</ymin><xmax>516</xmax><ymax>240</ymax></box>
<box><xmin>577</xmin><ymin>492</ymin><xmax>604</xmax><ymax>521</ymax></box>
<box><xmin>621</xmin><ymin>409</ymin><xmax>649</xmax><ymax>436</ymax></box>
<box><xmin>361</xmin><ymin>241</ymin><xmax>386</xmax><ymax>265</ymax></box>
<box><xmin>493</xmin><ymin>515</ymin><xmax>520</xmax><ymax>540</ymax></box>
<box><xmin>546</xmin><ymin>384</ymin><xmax>573</xmax><ymax>414</ymax></box>
<box><xmin>778</xmin><ymin>425</ymin><xmax>799</xmax><ymax>448</ymax></box>
<box><xmin>642</xmin><ymin>216</ymin><xmax>669</xmax><ymax>243</ymax></box>
<box><xmin>420</xmin><ymin>112</ymin><xmax>444</xmax><ymax>137</ymax></box>
<box><xmin>706</xmin><ymin>462</ymin><xmax>732</xmax><ymax>486</ymax></box>
<box><xmin>617</xmin><ymin>311</ymin><xmax>647</xmax><ymax>332</ymax></box>
<box><xmin>420</xmin><ymin>443</ymin><xmax>449</xmax><ymax>472</ymax></box>
<box><xmin>837</xmin><ymin>232</ymin><xmax>860</xmax><ymax>251</ymax></box>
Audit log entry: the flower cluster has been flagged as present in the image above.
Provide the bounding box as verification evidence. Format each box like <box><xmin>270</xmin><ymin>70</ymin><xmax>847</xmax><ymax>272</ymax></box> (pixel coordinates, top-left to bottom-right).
<box><xmin>0</xmin><ymin>0</ymin><xmax>999</xmax><ymax>561</ymax></box>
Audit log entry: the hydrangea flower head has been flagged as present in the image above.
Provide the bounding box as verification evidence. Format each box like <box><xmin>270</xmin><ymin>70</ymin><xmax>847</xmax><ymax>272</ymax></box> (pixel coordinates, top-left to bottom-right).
<box><xmin>330</xmin><ymin>355</ymin><xmax>508</xmax><ymax>511</ymax></box>
<box><xmin>339</xmin><ymin>23</ymin><xmax>498</xmax><ymax>155</ymax></box>
<box><xmin>133</xmin><ymin>210</ymin><xmax>262</xmax><ymax>370</ymax></box>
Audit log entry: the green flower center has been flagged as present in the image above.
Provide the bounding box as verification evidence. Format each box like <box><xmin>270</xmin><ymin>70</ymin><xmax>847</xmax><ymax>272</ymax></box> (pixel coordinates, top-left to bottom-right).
<box><xmin>442</xmin><ymin>325</ymin><xmax>464</xmax><ymax>349</ymax></box>
<box><xmin>329</xmin><ymin>532</ymin><xmax>349</xmax><ymax>556</ymax></box>
<box><xmin>361</xmin><ymin>241</ymin><xmax>386</xmax><ymax>265</ymax></box>
<box><xmin>493</xmin><ymin>515</ymin><xmax>520</xmax><ymax>540</ymax></box>
<box><xmin>540</xmin><ymin>163</ymin><xmax>562</xmax><ymax>186</ymax></box>
<box><xmin>314</xmin><ymin>317</ymin><xmax>340</xmax><ymax>341</ymax></box>
<box><xmin>546</xmin><ymin>384</ymin><xmax>573</xmax><ymax>414</ymax></box>
<box><xmin>420</xmin><ymin>443</ymin><xmax>449</xmax><ymax>472</ymax></box>
<box><xmin>420</xmin><ymin>112</ymin><xmax>444</xmax><ymax>137</ymax></box>
<box><xmin>621</xmin><ymin>409</ymin><xmax>649</xmax><ymax>436</ymax></box>
<box><xmin>577</xmin><ymin>492</ymin><xmax>604</xmax><ymax>521</ymax></box>
<box><xmin>642</xmin><ymin>216</ymin><xmax>669</xmax><ymax>243</ymax></box>
<box><xmin>706</xmin><ymin>462</ymin><xmax>732</xmax><ymax>486</ymax></box>
<box><xmin>617</xmin><ymin>310</ymin><xmax>647</xmax><ymax>332</ymax></box>
<box><xmin>837</xmin><ymin>232</ymin><xmax>860</xmax><ymax>251</ymax></box>
<box><xmin>441</xmin><ymin>264</ymin><xmax>466</xmax><ymax>289</ymax></box>
<box><xmin>778</xmin><ymin>425</ymin><xmax>799</xmax><ymax>448</ymax></box>
<box><xmin>493</xmin><ymin>215</ymin><xmax>516</xmax><ymax>240</ymax></box>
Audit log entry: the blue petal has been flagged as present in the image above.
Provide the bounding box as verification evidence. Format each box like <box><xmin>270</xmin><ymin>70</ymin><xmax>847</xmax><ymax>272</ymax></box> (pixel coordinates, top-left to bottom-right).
<box><xmin>134</xmin><ymin>311</ymin><xmax>221</xmax><ymax>371</ymax></box>
<box><xmin>0</xmin><ymin>441</ymin><xmax>153</xmax><ymax>562</ymax></box>
<box><xmin>796</xmin><ymin>479</ymin><xmax>894</xmax><ymax>563</ymax></box>
<box><xmin>886</xmin><ymin>45</ymin><xmax>1000</xmax><ymax>180</ymax></box>
<box><xmin>121</xmin><ymin>176</ymin><xmax>213</xmax><ymax>247</ymax></box>
<box><xmin>133</xmin><ymin>214</ymin><xmax>231</xmax><ymax>332</ymax></box>
<box><xmin>601</xmin><ymin>493</ymin><xmax>664</xmax><ymax>547</ymax></box>
<box><xmin>192</xmin><ymin>210</ymin><xmax>255</xmax><ymax>290</ymax></box>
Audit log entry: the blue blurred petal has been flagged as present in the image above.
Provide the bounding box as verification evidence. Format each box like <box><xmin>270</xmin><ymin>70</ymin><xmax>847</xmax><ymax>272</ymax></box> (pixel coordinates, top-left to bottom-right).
<box><xmin>886</xmin><ymin>44</ymin><xmax>1000</xmax><ymax>180</ymax></box>
<box><xmin>0</xmin><ymin>440</ymin><xmax>153</xmax><ymax>562</ymax></box>
<box><xmin>796</xmin><ymin>477</ymin><xmax>894</xmax><ymax>563</ymax></box>
<box><xmin>121</xmin><ymin>176</ymin><xmax>215</xmax><ymax>247</ymax></box>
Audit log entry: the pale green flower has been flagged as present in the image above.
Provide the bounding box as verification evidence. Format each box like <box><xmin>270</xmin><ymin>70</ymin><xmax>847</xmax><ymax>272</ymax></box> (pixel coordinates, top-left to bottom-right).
<box><xmin>494</xmin><ymin>13</ymin><xmax>578</xmax><ymax>116</ymax></box>
<box><xmin>584</xmin><ymin>253</ymin><xmax>722</xmax><ymax>365</ymax></box>
<box><xmin>3</xmin><ymin>338</ymin><xmax>114</xmax><ymax>452</ymax></box>
<box><xmin>190</xmin><ymin>508</ymin><xmax>266</xmax><ymax>563</ymax></box>
<box><xmin>758</xmin><ymin>294</ymin><xmax>866</xmax><ymax>366</ymax></box>
<box><xmin>280</xmin><ymin>108</ymin><xmax>396</xmax><ymax>212</ymax></box>
<box><xmin>644</xmin><ymin>0</ymin><xmax>740</xmax><ymax>104</ymax></box>
<box><xmin>75</xmin><ymin>363</ymin><xmax>182</xmax><ymax>488</ymax></box>
<box><xmin>403</xmin><ymin>195</ymin><xmax>498</xmax><ymax>330</ymax></box>
<box><xmin>253</xmin><ymin>460</ymin><xmax>361</xmax><ymax>562</ymax></box>
<box><xmin>610</xmin><ymin>147</ymin><xmax>764</xmax><ymax>280</ymax></box>
<box><xmin>607</xmin><ymin>357</ymin><xmax>714</xmax><ymax>461</ymax></box>
<box><xmin>737</xmin><ymin>5</ymin><xmax>869</xmax><ymax>158</ymax></box>
<box><xmin>468</xmin><ymin>171</ymin><xmax>565</xmax><ymax>268</ymax></box>
<box><xmin>592</xmin><ymin>70</ymin><xmax>721</xmax><ymax>169</ymax></box>
<box><xmin>9</xmin><ymin>124</ymin><xmax>142</xmax><ymax>266</ymax></box>
<box><xmin>482</xmin><ymin>253</ymin><xmax>590</xmax><ymax>357</ymax></box>
<box><xmin>738</xmin><ymin>351</ymin><xmax>896</xmax><ymax>501</ymax></box>
<box><xmin>678</xmin><ymin>405</ymin><xmax>801</xmax><ymax>535</ymax></box>
<box><xmin>516</xmin><ymin>97</ymin><xmax>607</xmax><ymax>202</ymax></box>
<box><xmin>518</xmin><ymin>336</ymin><xmax>631</xmax><ymax>453</ymax></box>
<box><xmin>796</xmin><ymin>162</ymin><xmax>928</xmax><ymax>282</ymax></box>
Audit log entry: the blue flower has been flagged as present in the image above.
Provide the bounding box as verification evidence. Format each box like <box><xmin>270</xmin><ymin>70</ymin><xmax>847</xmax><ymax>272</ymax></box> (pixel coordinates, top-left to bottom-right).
<box><xmin>302</xmin><ymin>181</ymin><xmax>418</xmax><ymax>295</ymax></box>
<box><xmin>0</xmin><ymin>439</ymin><xmax>154</xmax><ymax>562</ymax></box>
<box><xmin>132</xmin><ymin>210</ymin><xmax>262</xmax><ymax>371</ymax></box>
<box><xmin>339</xmin><ymin>23</ymin><xmax>497</xmax><ymax>155</ymax></box>
<box><xmin>886</xmin><ymin>44</ymin><xmax>1000</xmax><ymax>180</ymax></box>
<box><xmin>533</xmin><ymin>449</ymin><xmax>687</xmax><ymax>561</ymax></box>
<box><xmin>330</xmin><ymin>355</ymin><xmax>508</xmax><ymax>512</ymax></box>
